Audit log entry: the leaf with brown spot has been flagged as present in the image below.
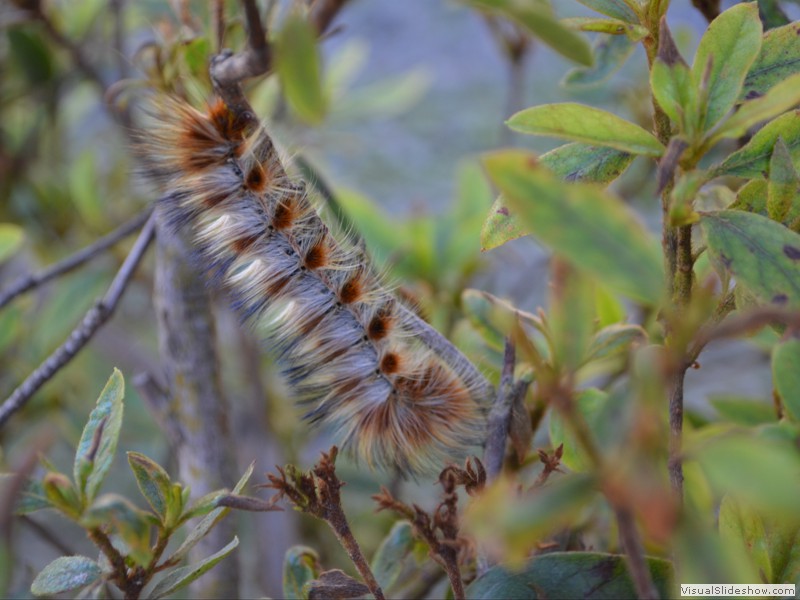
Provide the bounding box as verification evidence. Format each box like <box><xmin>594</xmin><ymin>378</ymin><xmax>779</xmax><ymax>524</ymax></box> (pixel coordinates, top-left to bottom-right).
<box><xmin>767</xmin><ymin>138</ymin><xmax>800</xmax><ymax>224</ymax></box>
<box><xmin>481</xmin><ymin>143</ymin><xmax>633</xmax><ymax>251</ymax></box>
<box><xmin>701</xmin><ymin>210</ymin><xmax>800</xmax><ymax>307</ymax></box>
<box><xmin>743</xmin><ymin>21</ymin><xmax>800</xmax><ymax>100</ymax></box>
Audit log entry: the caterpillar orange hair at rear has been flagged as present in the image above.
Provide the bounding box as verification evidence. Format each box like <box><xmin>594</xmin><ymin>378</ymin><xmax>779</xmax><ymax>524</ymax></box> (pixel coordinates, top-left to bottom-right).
<box><xmin>138</xmin><ymin>96</ymin><xmax>489</xmax><ymax>475</ymax></box>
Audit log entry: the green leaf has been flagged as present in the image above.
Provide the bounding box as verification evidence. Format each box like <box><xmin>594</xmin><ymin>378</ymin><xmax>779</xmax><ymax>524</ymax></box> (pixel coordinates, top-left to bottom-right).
<box><xmin>719</xmin><ymin>495</ymin><xmax>772</xmax><ymax>581</ymax></box>
<box><xmin>180</xmin><ymin>37</ymin><xmax>211</xmax><ymax>82</ymax></box>
<box><xmin>701</xmin><ymin>210</ymin><xmax>800</xmax><ymax>306</ymax></box>
<box><xmin>594</xmin><ymin>284</ymin><xmax>626</xmax><ymax>327</ymax></box>
<box><xmin>675</xmin><ymin>516</ymin><xmax>761</xmax><ymax>585</ymax></box>
<box><xmin>692</xmin><ymin>432</ymin><xmax>800</xmax><ymax>512</ymax></box>
<box><xmin>371</xmin><ymin>521</ymin><xmax>414</xmax><ymax>593</ymax></box>
<box><xmin>68</xmin><ymin>150</ymin><xmax>104</xmax><ymax>229</ymax></box>
<box><xmin>767</xmin><ymin>137</ymin><xmax>800</xmax><ymax>223</ymax></box>
<box><xmin>461</xmin><ymin>288</ymin><xmax>544</xmax><ymax>352</ymax></box>
<box><xmin>484</xmin><ymin>151</ymin><xmax>664</xmax><ymax>304</ymax></box>
<box><xmin>42</xmin><ymin>472</ymin><xmax>82</xmax><ymax>518</ymax></box>
<box><xmin>465</xmin><ymin>474</ymin><xmax>597</xmax><ymax>560</ymax></box>
<box><xmin>275</xmin><ymin>12</ymin><xmax>327</xmax><ymax>124</ymax></box>
<box><xmin>182</xmin><ymin>488</ymin><xmax>228</xmax><ymax>521</ymax></box>
<box><xmin>573</xmin><ymin>0</ymin><xmax>639</xmax><ymax>23</ymax></box>
<box><xmin>148</xmin><ymin>536</ymin><xmax>239</xmax><ymax>600</ymax></box>
<box><xmin>7</xmin><ymin>27</ymin><xmax>54</xmax><ymax>86</ymax></box>
<box><xmin>467</xmin><ymin>552</ymin><xmax>673</xmax><ymax>599</ymax></box>
<box><xmin>481</xmin><ymin>144</ymin><xmax>634</xmax><ymax>251</ymax></box>
<box><xmin>585</xmin><ymin>324</ymin><xmax>647</xmax><ymax>364</ymax></box>
<box><xmin>508</xmin><ymin>103</ymin><xmax>664</xmax><ymax>156</ymax></box>
<box><xmin>14</xmin><ymin>478</ymin><xmax>52</xmax><ymax>514</ymax></box>
<box><xmin>282</xmin><ymin>546</ymin><xmax>321</xmax><ymax>600</ymax></box>
<box><xmin>714</xmin><ymin>73</ymin><xmax>800</xmax><ymax>141</ymax></box>
<box><xmin>550</xmin><ymin>389</ymin><xmax>607</xmax><ymax>472</ymax></box>
<box><xmin>710</xmin><ymin>395</ymin><xmax>776</xmax><ymax>426</ymax></box>
<box><xmin>562</xmin><ymin>34</ymin><xmax>636</xmax><ymax>90</ymax></box>
<box><xmin>127</xmin><ymin>452</ymin><xmax>172</xmax><ymax>522</ymax></box>
<box><xmin>692</xmin><ymin>2</ymin><xmax>763</xmax><ymax>130</ymax></box>
<box><xmin>331</xmin><ymin>69</ymin><xmax>431</xmax><ymax>120</ymax></box>
<box><xmin>730</xmin><ymin>179</ymin><xmax>768</xmax><ymax>216</ymax></box>
<box><xmin>549</xmin><ymin>259</ymin><xmax>594</xmax><ymax>371</ymax></box>
<box><xmin>74</xmin><ymin>369</ymin><xmax>124</xmax><ymax>505</ymax></box>
<box><xmin>0</xmin><ymin>224</ymin><xmax>24</xmax><ymax>265</ymax></box>
<box><xmin>462</xmin><ymin>0</ymin><xmax>593</xmax><ymax>66</ymax></box>
<box><xmin>560</xmin><ymin>17</ymin><xmax>648</xmax><ymax>41</ymax></box>
<box><xmin>650</xmin><ymin>24</ymin><xmax>696</xmax><ymax>134</ymax></box>
<box><xmin>766</xmin><ymin>519</ymin><xmax>800</xmax><ymax>585</ymax></box>
<box><xmin>773</xmin><ymin>339</ymin><xmax>800</xmax><ymax>421</ymax></box>
<box><xmin>82</xmin><ymin>494</ymin><xmax>154</xmax><ymax>566</ymax></box>
<box><xmin>743</xmin><ymin>21</ymin><xmax>800</xmax><ymax>99</ymax></box>
<box><xmin>334</xmin><ymin>187</ymin><xmax>402</xmax><ymax>264</ymax></box>
<box><xmin>168</xmin><ymin>462</ymin><xmax>253</xmax><ymax>564</ymax></box>
<box><xmin>444</xmin><ymin>162</ymin><xmax>492</xmax><ymax>270</ymax></box>
<box><xmin>712</xmin><ymin>110</ymin><xmax>800</xmax><ymax>178</ymax></box>
<box><xmin>31</xmin><ymin>556</ymin><xmax>101</xmax><ymax>597</ymax></box>
<box><xmin>757</xmin><ymin>0</ymin><xmax>790</xmax><ymax>29</ymax></box>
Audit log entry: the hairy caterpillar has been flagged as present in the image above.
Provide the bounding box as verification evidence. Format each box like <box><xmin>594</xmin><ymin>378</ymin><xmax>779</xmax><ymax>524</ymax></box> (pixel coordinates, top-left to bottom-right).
<box><xmin>138</xmin><ymin>96</ymin><xmax>490</xmax><ymax>475</ymax></box>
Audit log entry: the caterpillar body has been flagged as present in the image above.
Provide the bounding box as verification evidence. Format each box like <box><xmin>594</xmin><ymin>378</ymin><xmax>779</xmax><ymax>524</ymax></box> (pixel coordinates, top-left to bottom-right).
<box><xmin>139</xmin><ymin>96</ymin><xmax>489</xmax><ymax>475</ymax></box>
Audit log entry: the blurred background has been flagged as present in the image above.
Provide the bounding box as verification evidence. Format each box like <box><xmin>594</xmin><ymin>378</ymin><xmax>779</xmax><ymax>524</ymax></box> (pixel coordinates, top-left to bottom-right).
<box><xmin>1</xmin><ymin>0</ymin><xmax>793</xmax><ymax>597</ymax></box>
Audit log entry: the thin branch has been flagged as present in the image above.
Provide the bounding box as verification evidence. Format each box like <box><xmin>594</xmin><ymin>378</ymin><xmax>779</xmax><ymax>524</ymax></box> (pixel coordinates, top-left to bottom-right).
<box><xmin>0</xmin><ymin>214</ymin><xmax>156</xmax><ymax>429</ymax></box>
<box><xmin>667</xmin><ymin>371</ymin><xmax>685</xmax><ymax>504</ymax></box>
<box><xmin>553</xmin><ymin>381</ymin><xmax>658</xmax><ymax>599</ymax></box>
<box><xmin>268</xmin><ymin>448</ymin><xmax>386</xmax><ymax>600</ymax></box>
<box><xmin>615</xmin><ymin>507</ymin><xmax>660</xmax><ymax>600</ymax></box>
<box><xmin>210</xmin><ymin>0</ymin><xmax>351</xmax><ymax>120</ymax></box>
<box><xmin>691</xmin><ymin>306</ymin><xmax>800</xmax><ymax>358</ymax></box>
<box><xmin>209</xmin><ymin>0</ymin><xmax>271</xmax><ymax>117</ymax></box>
<box><xmin>33</xmin><ymin>8</ymin><xmax>106</xmax><ymax>90</ymax></box>
<box><xmin>19</xmin><ymin>516</ymin><xmax>76</xmax><ymax>557</ymax></box>
<box><xmin>211</xmin><ymin>0</ymin><xmax>226</xmax><ymax>53</ymax></box>
<box><xmin>309</xmin><ymin>0</ymin><xmax>351</xmax><ymax>35</ymax></box>
<box><xmin>482</xmin><ymin>338</ymin><xmax>517</xmax><ymax>480</ymax></box>
<box><xmin>132</xmin><ymin>371</ymin><xmax>183</xmax><ymax>447</ymax></box>
<box><xmin>109</xmin><ymin>0</ymin><xmax>128</xmax><ymax>80</ymax></box>
<box><xmin>0</xmin><ymin>208</ymin><xmax>151</xmax><ymax>311</ymax></box>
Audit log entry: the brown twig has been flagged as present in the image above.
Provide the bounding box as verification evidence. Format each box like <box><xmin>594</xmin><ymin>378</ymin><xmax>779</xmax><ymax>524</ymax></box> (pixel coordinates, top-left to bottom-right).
<box><xmin>0</xmin><ymin>214</ymin><xmax>156</xmax><ymax>429</ymax></box>
<box><xmin>19</xmin><ymin>516</ymin><xmax>75</xmax><ymax>556</ymax></box>
<box><xmin>552</xmin><ymin>382</ymin><xmax>659</xmax><ymax>599</ymax></box>
<box><xmin>532</xmin><ymin>444</ymin><xmax>563</xmax><ymax>489</ymax></box>
<box><xmin>209</xmin><ymin>0</ymin><xmax>351</xmax><ymax>125</ymax></box>
<box><xmin>267</xmin><ymin>448</ymin><xmax>386</xmax><ymax>600</ymax></box>
<box><xmin>211</xmin><ymin>0</ymin><xmax>226</xmax><ymax>53</ymax></box>
<box><xmin>373</xmin><ymin>461</ymin><xmax>479</xmax><ymax>600</ymax></box>
<box><xmin>87</xmin><ymin>527</ymin><xmax>129</xmax><ymax>589</ymax></box>
<box><xmin>482</xmin><ymin>338</ymin><xmax>518</xmax><ymax>479</ymax></box>
<box><xmin>209</xmin><ymin>0</ymin><xmax>271</xmax><ymax>119</ymax></box>
<box><xmin>691</xmin><ymin>306</ymin><xmax>800</xmax><ymax>358</ymax></box>
<box><xmin>615</xmin><ymin>507</ymin><xmax>660</xmax><ymax>600</ymax></box>
<box><xmin>309</xmin><ymin>0</ymin><xmax>351</xmax><ymax>35</ymax></box>
<box><xmin>645</xmin><ymin>17</ymin><xmax>693</xmax><ymax>504</ymax></box>
<box><xmin>0</xmin><ymin>208</ymin><xmax>152</xmax><ymax>311</ymax></box>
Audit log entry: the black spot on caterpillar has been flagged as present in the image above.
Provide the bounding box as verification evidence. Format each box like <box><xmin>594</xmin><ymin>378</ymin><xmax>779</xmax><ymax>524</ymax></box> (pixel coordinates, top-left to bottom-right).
<box><xmin>137</xmin><ymin>96</ymin><xmax>488</xmax><ymax>475</ymax></box>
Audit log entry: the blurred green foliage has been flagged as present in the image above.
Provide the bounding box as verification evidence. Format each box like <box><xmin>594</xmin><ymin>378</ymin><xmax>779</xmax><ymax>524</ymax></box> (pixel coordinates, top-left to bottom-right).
<box><xmin>3</xmin><ymin>0</ymin><xmax>800</xmax><ymax>598</ymax></box>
